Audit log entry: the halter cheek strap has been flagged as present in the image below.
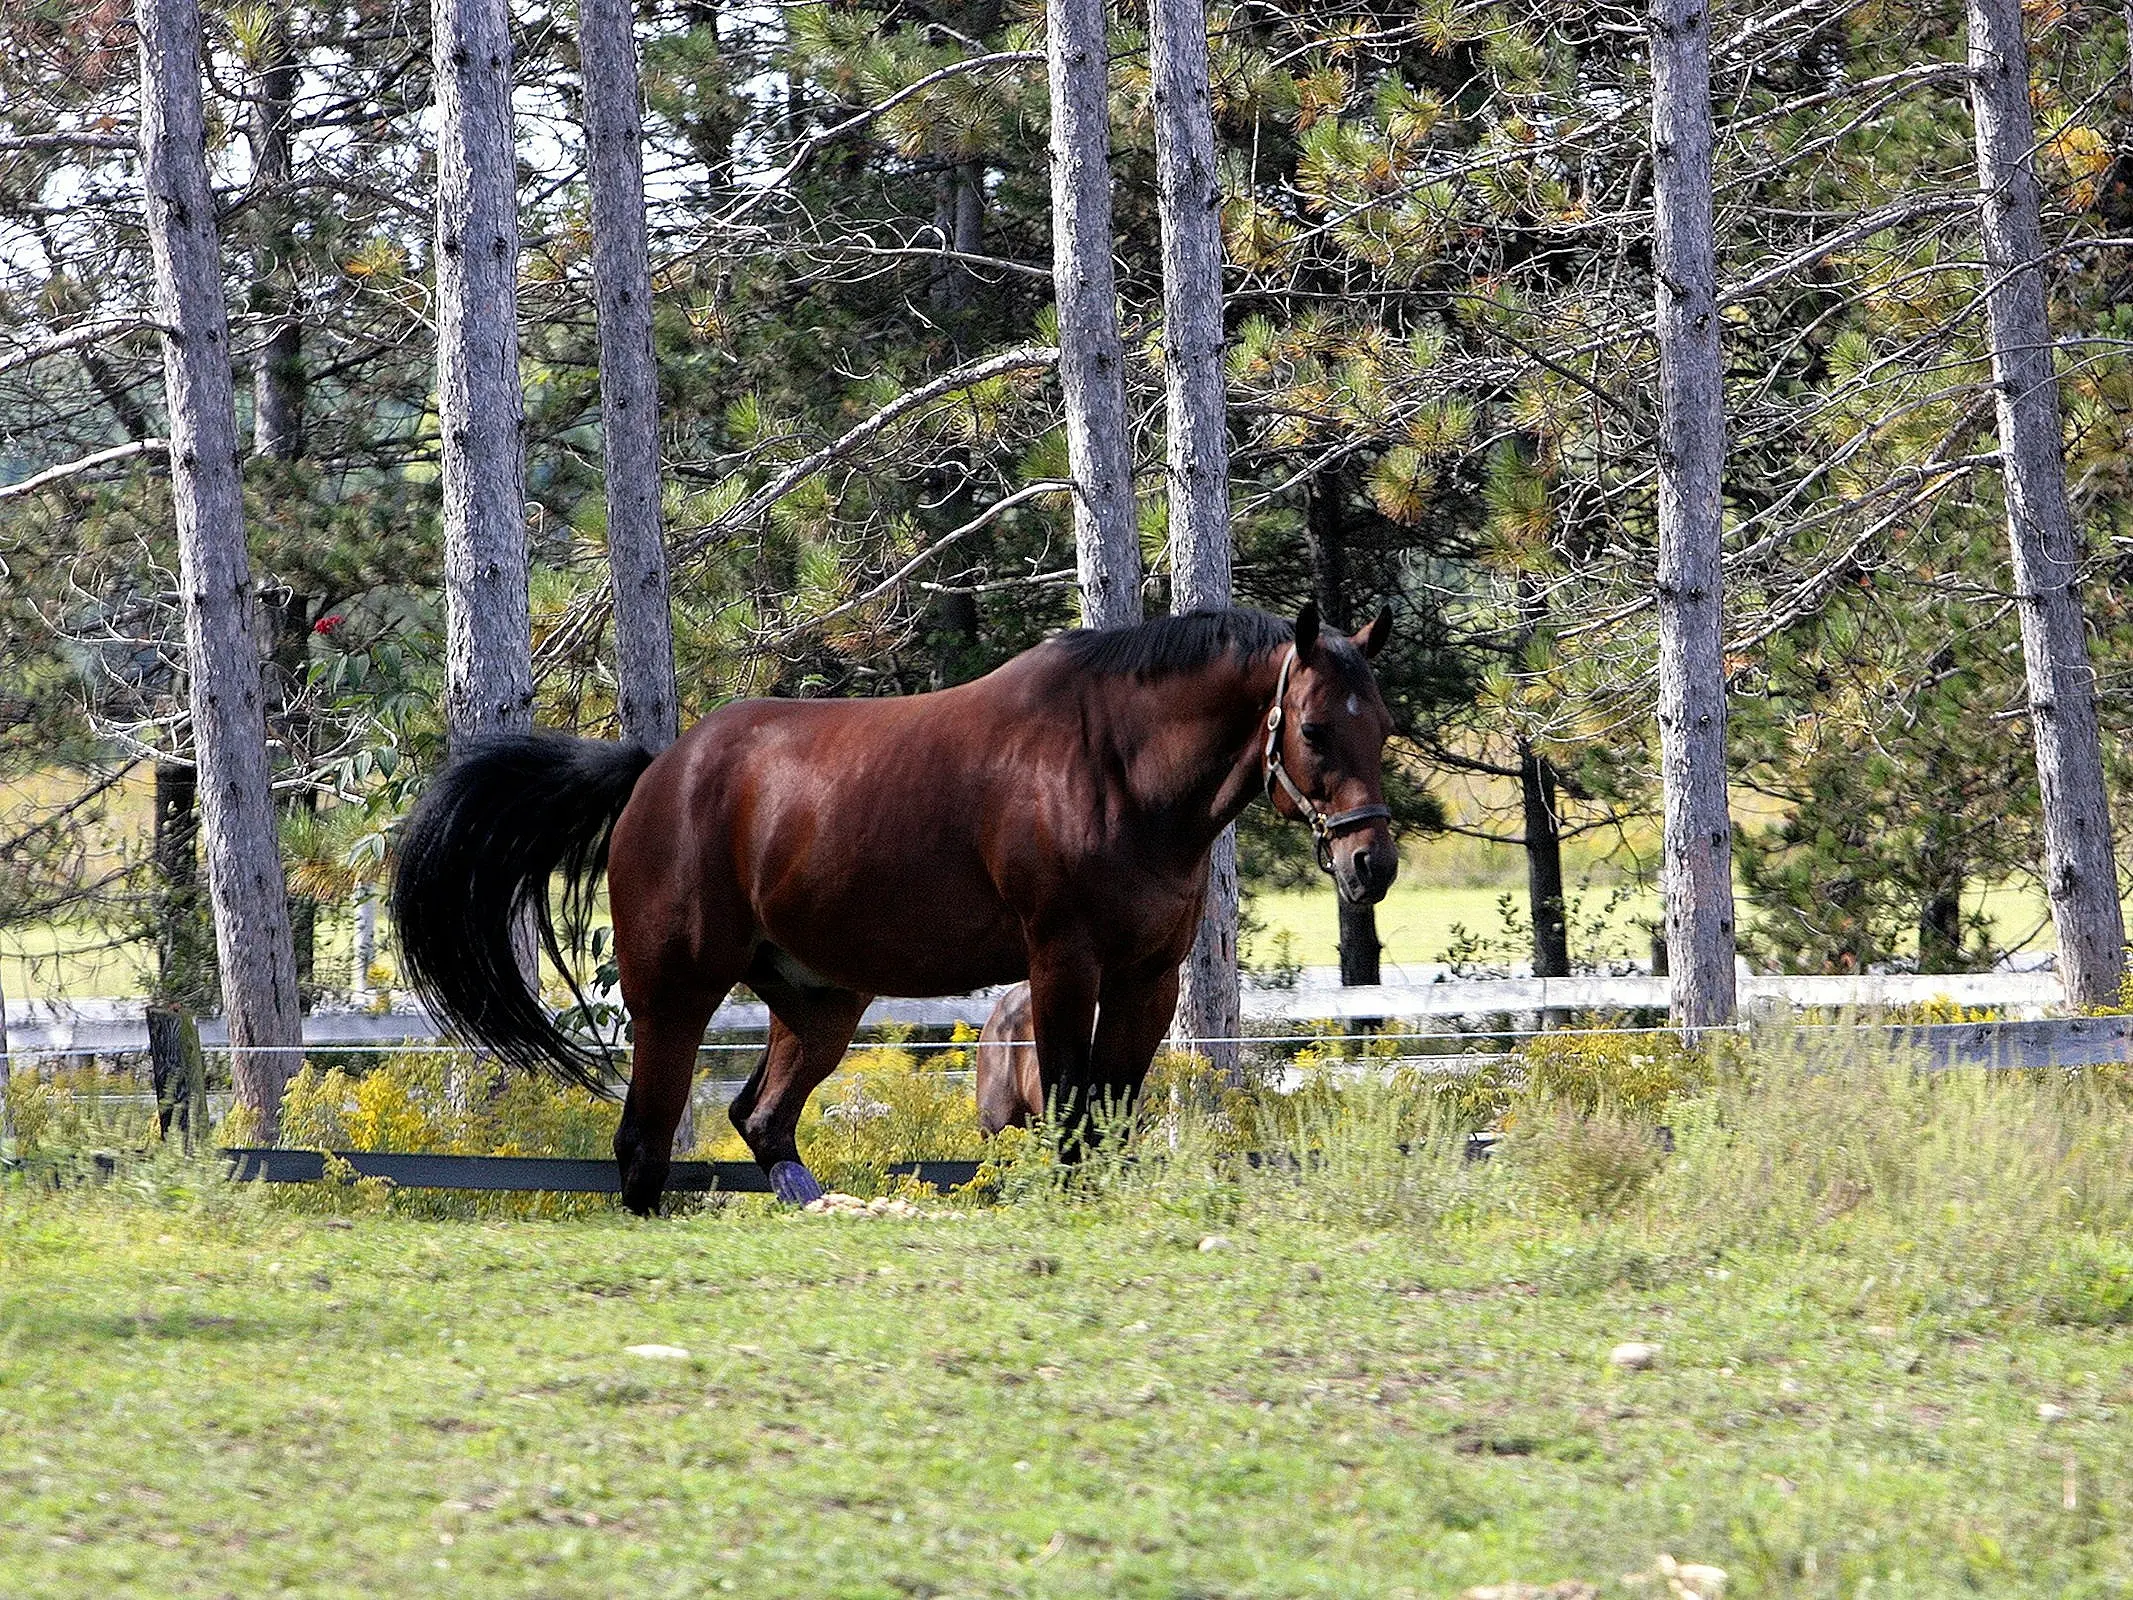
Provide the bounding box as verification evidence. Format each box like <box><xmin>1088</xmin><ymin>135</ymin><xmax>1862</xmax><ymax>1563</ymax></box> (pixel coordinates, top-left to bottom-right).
<box><xmin>1263</xmin><ymin>646</ymin><xmax>1394</xmax><ymax>875</ymax></box>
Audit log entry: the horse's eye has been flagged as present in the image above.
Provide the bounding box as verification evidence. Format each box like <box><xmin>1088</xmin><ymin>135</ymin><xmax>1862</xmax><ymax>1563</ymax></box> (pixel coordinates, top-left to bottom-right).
<box><xmin>1300</xmin><ymin>721</ymin><xmax>1330</xmax><ymax>748</ymax></box>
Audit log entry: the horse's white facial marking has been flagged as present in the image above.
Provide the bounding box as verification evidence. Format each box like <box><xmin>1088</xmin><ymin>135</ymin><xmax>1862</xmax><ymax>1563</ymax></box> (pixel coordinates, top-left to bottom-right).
<box><xmin>1345</xmin><ymin>693</ymin><xmax>1360</xmax><ymax>717</ymax></box>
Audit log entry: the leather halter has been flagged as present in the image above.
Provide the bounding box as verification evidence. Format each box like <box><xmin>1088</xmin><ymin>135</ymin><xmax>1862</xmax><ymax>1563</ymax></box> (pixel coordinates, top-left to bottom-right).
<box><xmin>1262</xmin><ymin>645</ymin><xmax>1393</xmax><ymax>875</ymax></box>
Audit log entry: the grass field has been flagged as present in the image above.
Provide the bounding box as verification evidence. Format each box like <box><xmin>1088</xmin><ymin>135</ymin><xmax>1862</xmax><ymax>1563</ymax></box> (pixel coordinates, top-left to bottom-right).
<box><xmin>7</xmin><ymin>1048</ymin><xmax>2133</xmax><ymax>1597</ymax></box>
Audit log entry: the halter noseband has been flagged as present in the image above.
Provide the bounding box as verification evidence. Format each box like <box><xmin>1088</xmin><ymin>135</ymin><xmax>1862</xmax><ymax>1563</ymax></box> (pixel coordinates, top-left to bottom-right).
<box><xmin>1262</xmin><ymin>645</ymin><xmax>1393</xmax><ymax>875</ymax></box>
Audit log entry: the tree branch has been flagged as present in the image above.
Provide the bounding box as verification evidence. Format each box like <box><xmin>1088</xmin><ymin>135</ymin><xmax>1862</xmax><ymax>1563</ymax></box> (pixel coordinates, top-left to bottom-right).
<box><xmin>0</xmin><ymin>439</ymin><xmax>167</xmax><ymax>502</ymax></box>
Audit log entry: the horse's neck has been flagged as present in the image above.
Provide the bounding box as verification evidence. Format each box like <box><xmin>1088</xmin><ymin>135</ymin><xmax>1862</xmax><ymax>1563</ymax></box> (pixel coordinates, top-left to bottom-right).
<box><xmin>1110</xmin><ymin>655</ymin><xmax>1279</xmax><ymax>845</ymax></box>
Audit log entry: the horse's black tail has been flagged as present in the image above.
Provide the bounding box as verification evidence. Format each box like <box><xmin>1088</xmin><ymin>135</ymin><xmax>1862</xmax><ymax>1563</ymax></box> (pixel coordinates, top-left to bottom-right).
<box><xmin>389</xmin><ymin>731</ymin><xmax>655</xmax><ymax>1093</ymax></box>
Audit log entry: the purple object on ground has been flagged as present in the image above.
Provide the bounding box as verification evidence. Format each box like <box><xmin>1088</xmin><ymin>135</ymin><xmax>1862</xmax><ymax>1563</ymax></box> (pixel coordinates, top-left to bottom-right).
<box><xmin>770</xmin><ymin>1161</ymin><xmax>824</xmax><ymax>1205</ymax></box>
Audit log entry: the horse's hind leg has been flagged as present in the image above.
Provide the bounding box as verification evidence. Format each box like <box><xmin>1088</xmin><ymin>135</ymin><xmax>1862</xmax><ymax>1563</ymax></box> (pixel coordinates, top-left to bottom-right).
<box><xmin>732</xmin><ymin>975</ymin><xmax>871</xmax><ymax>1204</ymax></box>
<box><xmin>615</xmin><ymin>984</ymin><xmax>731</xmax><ymax>1217</ymax></box>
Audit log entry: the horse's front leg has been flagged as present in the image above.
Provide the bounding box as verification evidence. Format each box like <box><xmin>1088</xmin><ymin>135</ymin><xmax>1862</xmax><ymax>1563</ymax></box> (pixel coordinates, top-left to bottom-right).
<box><xmin>1026</xmin><ymin>940</ymin><xmax>1101</xmax><ymax>1155</ymax></box>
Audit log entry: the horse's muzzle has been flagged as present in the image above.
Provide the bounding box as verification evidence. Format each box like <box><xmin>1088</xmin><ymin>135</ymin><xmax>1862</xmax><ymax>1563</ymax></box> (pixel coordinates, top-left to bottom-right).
<box><xmin>1334</xmin><ymin>827</ymin><xmax>1398</xmax><ymax>906</ymax></box>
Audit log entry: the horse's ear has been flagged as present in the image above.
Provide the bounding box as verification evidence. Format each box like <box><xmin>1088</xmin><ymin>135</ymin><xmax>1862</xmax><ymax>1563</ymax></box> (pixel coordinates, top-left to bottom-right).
<box><xmin>1294</xmin><ymin>600</ymin><xmax>1320</xmax><ymax>658</ymax></box>
<box><xmin>1354</xmin><ymin>605</ymin><xmax>1392</xmax><ymax>658</ymax></box>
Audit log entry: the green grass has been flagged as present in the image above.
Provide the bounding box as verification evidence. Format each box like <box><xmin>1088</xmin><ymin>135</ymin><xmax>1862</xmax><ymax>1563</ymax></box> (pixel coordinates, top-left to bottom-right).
<box><xmin>1245</xmin><ymin>880</ymin><xmax>1660</xmax><ymax>972</ymax></box>
<box><xmin>8</xmin><ymin>1046</ymin><xmax>2133</xmax><ymax>1597</ymax></box>
<box><xmin>1245</xmin><ymin>868</ymin><xmax>2065</xmax><ymax>972</ymax></box>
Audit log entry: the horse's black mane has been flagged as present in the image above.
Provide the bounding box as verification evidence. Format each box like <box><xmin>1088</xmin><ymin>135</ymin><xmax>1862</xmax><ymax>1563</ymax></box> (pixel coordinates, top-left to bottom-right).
<box><xmin>1053</xmin><ymin>607</ymin><xmax>1294</xmax><ymax>681</ymax></box>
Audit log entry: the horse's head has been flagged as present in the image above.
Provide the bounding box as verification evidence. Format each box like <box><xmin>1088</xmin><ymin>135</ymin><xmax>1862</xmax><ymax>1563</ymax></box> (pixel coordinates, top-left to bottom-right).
<box><xmin>1264</xmin><ymin>601</ymin><xmax>1399</xmax><ymax>906</ymax></box>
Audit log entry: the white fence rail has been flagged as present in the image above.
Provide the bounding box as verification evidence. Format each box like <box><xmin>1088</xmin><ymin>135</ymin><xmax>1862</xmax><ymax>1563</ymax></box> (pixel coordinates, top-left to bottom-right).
<box><xmin>0</xmin><ymin>969</ymin><xmax>2070</xmax><ymax>1056</ymax></box>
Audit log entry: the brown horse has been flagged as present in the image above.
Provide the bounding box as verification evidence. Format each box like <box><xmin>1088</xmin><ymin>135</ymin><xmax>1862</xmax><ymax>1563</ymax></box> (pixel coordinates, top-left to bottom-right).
<box><xmin>390</xmin><ymin>603</ymin><xmax>1397</xmax><ymax>1213</ymax></box>
<box><xmin>975</xmin><ymin>981</ymin><xmax>1042</xmax><ymax>1135</ymax></box>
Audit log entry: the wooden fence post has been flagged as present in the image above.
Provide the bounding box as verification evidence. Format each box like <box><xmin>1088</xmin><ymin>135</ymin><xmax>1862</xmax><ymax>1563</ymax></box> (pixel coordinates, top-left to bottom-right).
<box><xmin>146</xmin><ymin>1004</ymin><xmax>208</xmax><ymax>1151</ymax></box>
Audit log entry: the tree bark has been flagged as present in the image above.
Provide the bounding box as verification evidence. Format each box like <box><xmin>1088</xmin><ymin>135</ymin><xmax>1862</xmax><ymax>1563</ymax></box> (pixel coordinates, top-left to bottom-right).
<box><xmin>242</xmin><ymin>11</ymin><xmax>311</xmax><ymax>998</ymax></box>
<box><xmin>579</xmin><ymin>0</ymin><xmax>680</xmax><ymax>752</ymax></box>
<box><xmin>352</xmin><ymin>888</ymin><xmax>379</xmax><ymax>1000</ymax></box>
<box><xmin>1047</xmin><ymin>0</ymin><xmax>1140</xmax><ymax>629</ymax></box>
<box><xmin>434</xmin><ymin>0</ymin><xmax>534</xmax><ymax>741</ymax></box>
<box><xmin>146</xmin><ymin>1004</ymin><xmax>207</xmax><ymax>1149</ymax></box>
<box><xmin>1968</xmin><ymin>0</ymin><xmax>2127</xmax><ymax>1009</ymax></box>
<box><xmin>139</xmin><ymin>0</ymin><xmax>305</xmax><ymax>1137</ymax></box>
<box><xmin>1918</xmin><ymin>878</ymin><xmax>1965</xmax><ymax>974</ymax></box>
<box><xmin>153</xmin><ymin>758</ymin><xmax>215</xmax><ymax>1007</ymax></box>
<box><xmin>1648</xmin><ymin>0</ymin><xmax>1738</xmax><ymax>1031</ymax></box>
<box><xmin>1305</xmin><ymin>474</ymin><xmax>1381</xmax><ymax>990</ymax></box>
<box><xmin>247</xmin><ymin>7</ymin><xmax>303</xmax><ymax>462</ymax></box>
<box><xmin>246</xmin><ymin>25</ymin><xmax>315</xmax><ymax>999</ymax></box>
<box><xmin>1520</xmin><ymin>738</ymin><xmax>1571</xmax><ymax>980</ymax></box>
<box><xmin>0</xmin><ymin>956</ymin><xmax>13</xmax><ymax>1150</ymax></box>
<box><xmin>1150</xmin><ymin>0</ymin><xmax>1238</xmax><ymax>1077</ymax></box>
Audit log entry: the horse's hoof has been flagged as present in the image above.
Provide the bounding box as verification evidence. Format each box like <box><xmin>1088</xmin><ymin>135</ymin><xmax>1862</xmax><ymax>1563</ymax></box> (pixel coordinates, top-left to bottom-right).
<box><xmin>769</xmin><ymin>1161</ymin><xmax>824</xmax><ymax>1206</ymax></box>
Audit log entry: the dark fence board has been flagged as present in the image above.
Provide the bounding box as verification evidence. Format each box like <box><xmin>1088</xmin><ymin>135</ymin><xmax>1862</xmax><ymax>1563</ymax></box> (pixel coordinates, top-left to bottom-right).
<box><xmin>221</xmin><ymin>1149</ymin><xmax>982</xmax><ymax>1194</ymax></box>
<box><xmin>1785</xmin><ymin>1016</ymin><xmax>2133</xmax><ymax>1071</ymax></box>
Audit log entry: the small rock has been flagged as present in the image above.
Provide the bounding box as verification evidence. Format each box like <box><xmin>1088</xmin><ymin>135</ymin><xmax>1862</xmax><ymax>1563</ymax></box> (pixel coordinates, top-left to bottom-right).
<box><xmin>1609</xmin><ymin>1341</ymin><xmax>1661</xmax><ymax>1371</ymax></box>
<box><xmin>2039</xmin><ymin>1402</ymin><xmax>2070</xmax><ymax>1423</ymax></box>
<box><xmin>1652</xmin><ymin>1554</ymin><xmax>1727</xmax><ymax>1599</ymax></box>
<box><xmin>1778</xmin><ymin>1377</ymin><xmax>1803</xmax><ymax>1395</ymax></box>
<box><xmin>1462</xmin><ymin>1584</ymin><xmax>1596</xmax><ymax>1600</ymax></box>
<box><xmin>623</xmin><ymin>1344</ymin><xmax>690</xmax><ymax>1361</ymax></box>
<box><xmin>1198</xmin><ymin>1234</ymin><xmax>1232</xmax><ymax>1253</ymax></box>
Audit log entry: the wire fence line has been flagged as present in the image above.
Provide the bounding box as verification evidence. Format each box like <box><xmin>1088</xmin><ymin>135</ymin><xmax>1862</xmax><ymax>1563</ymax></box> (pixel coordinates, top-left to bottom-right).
<box><xmin>0</xmin><ymin>967</ymin><xmax>2071</xmax><ymax>1061</ymax></box>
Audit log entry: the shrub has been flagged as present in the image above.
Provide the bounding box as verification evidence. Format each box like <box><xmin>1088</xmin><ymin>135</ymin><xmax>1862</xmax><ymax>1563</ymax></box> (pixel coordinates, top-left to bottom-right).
<box><xmin>6</xmin><ymin>1064</ymin><xmax>159</xmax><ymax>1162</ymax></box>
<box><xmin>1502</xmin><ymin>1101</ymin><xmax>1667</xmax><ymax>1218</ymax></box>
<box><xmin>279</xmin><ymin>1052</ymin><xmax>619</xmax><ymax>1158</ymax></box>
<box><xmin>2036</xmin><ymin>1236</ymin><xmax>2133</xmax><ymax>1327</ymax></box>
<box><xmin>272</xmin><ymin>1052</ymin><xmax>624</xmax><ymax>1218</ymax></box>
<box><xmin>699</xmin><ymin>1043</ymin><xmax>985</xmax><ymax>1196</ymax></box>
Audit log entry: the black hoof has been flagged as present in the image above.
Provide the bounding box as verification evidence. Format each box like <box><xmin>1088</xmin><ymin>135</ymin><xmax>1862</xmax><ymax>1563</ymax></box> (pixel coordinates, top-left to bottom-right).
<box><xmin>619</xmin><ymin>1156</ymin><xmax>668</xmax><ymax>1217</ymax></box>
<box><xmin>770</xmin><ymin>1161</ymin><xmax>824</xmax><ymax>1206</ymax></box>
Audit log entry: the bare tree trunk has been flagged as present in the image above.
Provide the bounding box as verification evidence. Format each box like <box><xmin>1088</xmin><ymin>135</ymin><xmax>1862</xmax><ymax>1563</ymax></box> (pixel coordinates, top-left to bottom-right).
<box><xmin>0</xmin><ymin>957</ymin><xmax>13</xmax><ymax>1150</ymax></box>
<box><xmin>1520</xmin><ymin>738</ymin><xmax>1570</xmax><ymax>980</ymax></box>
<box><xmin>1968</xmin><ymin>0</ymin><xmax>2126</xmax><ymax>1009</ymax></box>
<box><xmin>139</xmin><ymin>0</ymin><xmax>304</xmax><ymax>1138</ymax></box>
<box><xmin>1304</xmin><ymin>474</ymin><xmax>1381</xmax><ymax>990</ymax></box>
<box><xmin>1047</xmin><ymin>0</ymin><xmax>1140</xmax><ymax>629</ymax></box>
<box><xmin>1648</xmin><ymin>0</ymin><xmax>1737</xmax><ymax>1032</ymax></box>
<box><xmin>436</xmin><ymin>0</ymin><xmax>535</xmax><ymax>1112</ymax></box>
<box><xmin>1919</xmin><ymin>879</ymin><xmax>1965</xmax><ymax>974</ymax></box>
<box><xmin>247</xmin><ymin>6</ymin><xmax>303</xmax><ymax>463</ymax></box>
<box><xmin>924</xmin><ymin>156</ymin><xmax>987</xmax><ymax>690</ymax></box>
<box><xmin>434</xmin><ymin>0</ymin><xmax>534</xmax><ymax>741</ymax></box>
<box><xmin>245</xmin><ymin>10</ymin><xmax>322</xmax><ymax>1000</ymax></box>
<box><xmin>153</xmin><ymin>758</ymin><xmax>214</xmax><ymax>1007</ymax></box>
<box><xmin>1150</xmin><ymin>0</ymin><xmax>1237</xmax><ymax>1077</ymax></box>
<box><xmin>352</xmin><ymin>889</ymin><xmax>379</xmax><ymax>1001</ymax></box>
<box><xmin>579</xmin><ymin>0</ymin><xmax>680</xmax><ymax>753</ymax></box>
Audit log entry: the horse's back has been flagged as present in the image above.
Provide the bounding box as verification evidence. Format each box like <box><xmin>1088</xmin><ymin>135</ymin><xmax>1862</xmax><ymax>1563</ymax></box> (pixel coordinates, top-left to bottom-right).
<box><xmin>615</xmin><ymin>678</ymin><xmax>1062</xmax><ymax>996</ymax></box>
